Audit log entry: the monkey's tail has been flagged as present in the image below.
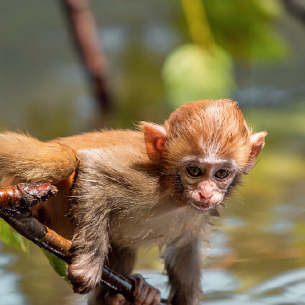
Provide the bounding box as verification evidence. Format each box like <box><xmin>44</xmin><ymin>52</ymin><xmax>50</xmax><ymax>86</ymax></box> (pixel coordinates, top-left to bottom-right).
<box><xmin>0</xmin><ymin>132</ymin><xmax>79</xmax><ymax>185</ymax></box>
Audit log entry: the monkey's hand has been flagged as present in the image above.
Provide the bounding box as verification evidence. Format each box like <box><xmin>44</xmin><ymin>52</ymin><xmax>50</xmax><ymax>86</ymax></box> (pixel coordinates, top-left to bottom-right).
<box><xmin>105</xmin><ymin>274</ymin><xmax>161</xmax><ymax>305</ymax></box>
<box><xmin>67</xmin><ymin>255</ymin><xmax>103</xmax><ymax>294</ymax></box>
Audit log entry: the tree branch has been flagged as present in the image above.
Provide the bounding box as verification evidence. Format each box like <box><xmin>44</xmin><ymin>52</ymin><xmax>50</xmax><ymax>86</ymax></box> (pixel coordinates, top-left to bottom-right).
<box><xmin>60</xmin><ymin>0</ymin><xmax>113</xmax><ymax>114</ymax></box>
<box><xmin>282</xmin><ymin>0</ymin><xmax>305</xmax><ymax>25</ymax></box>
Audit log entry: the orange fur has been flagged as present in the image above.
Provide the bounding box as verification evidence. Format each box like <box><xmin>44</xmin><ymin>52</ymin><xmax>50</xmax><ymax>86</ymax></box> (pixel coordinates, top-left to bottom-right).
<box><xmin>0</xmin><ymin>132</ymin><xmax>79</xmax><ymax>184</ymax></box>
<box><xmin>162</xmin><ymin>99</ymin><xmax>254</xmax><ymax>170</ymax></box>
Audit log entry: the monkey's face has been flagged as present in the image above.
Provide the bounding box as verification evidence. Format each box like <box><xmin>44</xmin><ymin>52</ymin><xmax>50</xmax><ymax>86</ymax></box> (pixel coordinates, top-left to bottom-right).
<box><xmin>178</xmin><ymin>157</ymin><xmax>238</xmax><ymax>211</ymax></box>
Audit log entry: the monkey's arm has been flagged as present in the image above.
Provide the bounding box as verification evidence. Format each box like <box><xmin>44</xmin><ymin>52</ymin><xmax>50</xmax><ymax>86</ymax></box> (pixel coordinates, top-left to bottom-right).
<box><xmin>67</xmin><ymin>209</ymin><xmax>110</xmax><ymax>294</ymax></box>
<box><xmin>67</xmin><ymin>148</ymin><xmax>113</xmax><ymax>294</ymax></box>
<box><xmin>0</xmin><ymin>132</ymin><xmax>79</xmax><ymax>184</ymax></box>
<box><xmin>164</xmin><ymin>233</ymin><xmax>202</xmax><ymax>305</ymax></box>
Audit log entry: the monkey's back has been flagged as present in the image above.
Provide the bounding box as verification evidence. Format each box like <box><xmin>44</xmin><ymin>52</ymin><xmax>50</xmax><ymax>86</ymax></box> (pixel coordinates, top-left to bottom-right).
<box><xmin>31</xmin><ymin>130</ymin><xmax>146</xmax><ymax>239</ymax></box>
<box><xmin>53</xmin><ymin>129</ymin><xmax>144</xmax><ymax>152</ymax></box>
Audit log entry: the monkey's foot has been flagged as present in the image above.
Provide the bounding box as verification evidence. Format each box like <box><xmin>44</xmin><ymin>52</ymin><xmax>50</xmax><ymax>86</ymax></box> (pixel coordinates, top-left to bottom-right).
<box><xmin>105</xmin><ymin>292</ymin><xmax>126</xmax><ymax>305</ymax></box>
<box><xmin>129</xmin><ymin>274</ymin><xmax>161</xmax><ymax>305</ymax></box>
<box><xmin>105</xmin><ymin>274</ymin><xmax>161</xmax><ymax>305</ymax></box>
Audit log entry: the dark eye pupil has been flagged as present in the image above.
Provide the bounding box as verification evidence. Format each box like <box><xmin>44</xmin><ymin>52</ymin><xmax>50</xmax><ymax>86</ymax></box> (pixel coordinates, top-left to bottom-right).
<box><xmin>187</xmin><ymin>167</ymin><xmax>202</xmax><ymax>177</ymax></box>
<box><xmin>215</xmin><ymin>169</ymin><xmax>229</xmax><ymax>179</ymax></box>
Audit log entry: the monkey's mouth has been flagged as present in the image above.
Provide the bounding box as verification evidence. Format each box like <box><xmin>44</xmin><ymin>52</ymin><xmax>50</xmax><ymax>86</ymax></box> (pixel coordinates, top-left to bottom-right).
<box><xmin>189</xmin><ymin>200</ymin><xmax>219</xmax><ymax>212</ymax></box>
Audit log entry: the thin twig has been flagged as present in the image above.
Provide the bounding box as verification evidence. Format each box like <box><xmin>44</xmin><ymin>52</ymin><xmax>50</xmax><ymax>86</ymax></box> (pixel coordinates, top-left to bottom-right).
<box><xmin>282</xmin><ymin>0</ymin><xmax>305</xmax><ymax>25</ymax></box>
<box><xmin>60</xmin><ymin>0</ymin><xmax>113</xmax><ymax>114</ymax></box>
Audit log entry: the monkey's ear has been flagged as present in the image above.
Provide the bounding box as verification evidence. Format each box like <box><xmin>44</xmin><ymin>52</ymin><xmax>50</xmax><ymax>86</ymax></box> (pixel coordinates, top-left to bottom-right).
<box><xmin>244</xmin><ymin>131</ymin><xmax>267</xmax><ymax>174</ymax></box>
<box><xmin>142</xmin><ymin>123</ymin><xmax>167</xmax><ymax>162</ymax></box>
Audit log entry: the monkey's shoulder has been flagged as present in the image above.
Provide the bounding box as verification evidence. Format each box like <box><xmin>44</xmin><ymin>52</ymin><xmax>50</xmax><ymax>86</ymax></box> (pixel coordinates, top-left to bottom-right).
<box><xmin>76</xmin><ymin>139</ymin><xmax>147</xmax><ymax>169</ymax></box>
<box><xmin>75</xmin><ymin>142</ymin><xmax>157</xmax><ymax>192</ymax></box>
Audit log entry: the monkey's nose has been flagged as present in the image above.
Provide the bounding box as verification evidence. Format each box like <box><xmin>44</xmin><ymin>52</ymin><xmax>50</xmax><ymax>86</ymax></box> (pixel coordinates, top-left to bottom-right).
<box><xmin>199</xmin><ymin>192</ymin><xmax>213</xmax><ymax>201</ymax></box>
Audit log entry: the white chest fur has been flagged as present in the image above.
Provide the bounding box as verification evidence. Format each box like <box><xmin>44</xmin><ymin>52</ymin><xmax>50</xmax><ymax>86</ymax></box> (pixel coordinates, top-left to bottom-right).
<box><xmin>109</xmin><ymin>203</ymin><xmax>212</xmax><ymax>249</ymax></box>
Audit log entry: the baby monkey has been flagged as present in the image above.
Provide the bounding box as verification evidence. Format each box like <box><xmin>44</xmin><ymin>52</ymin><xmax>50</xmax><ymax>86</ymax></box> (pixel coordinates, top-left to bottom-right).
<box><xmin>0</xmin><ymin>99</ymin><xmax>266</xmax><ymax>305</ymax></box>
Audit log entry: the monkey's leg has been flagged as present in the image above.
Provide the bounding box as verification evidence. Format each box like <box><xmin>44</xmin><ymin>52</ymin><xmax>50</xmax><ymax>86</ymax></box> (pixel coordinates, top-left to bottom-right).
<box><xmin>107</xmin><ymin>244</ymin><xmax>137</xmax><ymax>276</ymax></box>
<box><xmin>108</xmin><ymin>245</ymin><xmax>161</xmax><ymax>305</ymax></box>
<box><xmin>89</xmin><ymin>244</ymin><xmax>161</xmax><ymax>305</ymax></box>
<box><xmin>89</xmin><ymin>244</ymin><xmax>136</xmax><ymax>305</ymax></box>
<box><xmin>164</xmin><ymin>234</ymin><xmax>202</xmax><ymax>305</ymax></box>
<box><xmin>0</xmin><ymin>132</ymin><xmax>79</xmax><ymax>185</ymax></box>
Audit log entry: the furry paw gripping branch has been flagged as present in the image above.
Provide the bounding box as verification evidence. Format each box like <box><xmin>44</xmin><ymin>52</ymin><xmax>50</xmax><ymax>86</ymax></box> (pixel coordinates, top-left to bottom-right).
<box><xmin>0</xmin><ymin>99</ymin><xmax>266</xmax><ymax>305</ymax></box>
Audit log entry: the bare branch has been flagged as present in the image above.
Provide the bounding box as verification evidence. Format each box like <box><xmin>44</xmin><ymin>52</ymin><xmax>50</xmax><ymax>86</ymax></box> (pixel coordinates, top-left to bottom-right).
<box><xmin>282</xmin><ymin>0</ymin><xmax>305</xmax><ymax>25</ymax></box>
<box><xmin>60</xmin><ymin>0</ymin><xmax>113</xmax><ymax>114</ymax></box>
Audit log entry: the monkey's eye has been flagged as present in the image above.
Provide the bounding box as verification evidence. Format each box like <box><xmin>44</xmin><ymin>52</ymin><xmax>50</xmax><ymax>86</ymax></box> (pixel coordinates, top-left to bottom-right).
<box><xmin>186</xmin><ymin>166</ymin><xmax>203</xmax><ymax>177</ymax></box>
<box><xmin>215</xmin><ymin>169</ymin><xmax>229</xmax><ymax>179</ymax></box>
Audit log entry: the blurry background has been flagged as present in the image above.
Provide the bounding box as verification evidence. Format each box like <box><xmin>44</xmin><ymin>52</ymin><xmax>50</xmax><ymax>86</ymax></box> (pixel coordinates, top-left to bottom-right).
<box><xmin>1</xmin><ymin>0</ymin><xmax>305</xmax><ymax>304</ymax></box>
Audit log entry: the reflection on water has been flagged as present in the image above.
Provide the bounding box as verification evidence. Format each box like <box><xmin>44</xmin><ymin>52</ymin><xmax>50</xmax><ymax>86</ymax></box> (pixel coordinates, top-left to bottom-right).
<box><xmin>136</xmin><ymin>267</ymin><xmax>305</xmax><ymax>304</ymax></box>
<box><xmin>0</xmin><ymin>244</ymin><xmax>27</xmax><ymax>305</ymax></box>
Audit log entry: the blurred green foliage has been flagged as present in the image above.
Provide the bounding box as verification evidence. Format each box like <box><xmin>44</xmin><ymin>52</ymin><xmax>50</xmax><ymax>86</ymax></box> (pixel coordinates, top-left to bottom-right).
<box><xmin>203</xmin><ymin>0</ymin><xmax>287</xmax><ymax>60</ymax></box>
<box><xmin>245</xmin><ymin>105</ymin><xmax>305</xmax><ymax>148</ymax></box>
<box><xmin>24</xmin><ymin>99</ymin><xmax>76</xmax><ymax>141</ymax></box>
<box><xmin>0</xmin><ymin>219</ymin><xmax>27</xmax><ymax>252</ymax></box>
<box><xmin>163</xmin><ymin>0</ymin><xmax>288</xmax><ymax>109</ymax></box>
<box><xmin>162</xmin><ymin>44</ymin><xmax>235</xmax><ymax>107</ymax></box>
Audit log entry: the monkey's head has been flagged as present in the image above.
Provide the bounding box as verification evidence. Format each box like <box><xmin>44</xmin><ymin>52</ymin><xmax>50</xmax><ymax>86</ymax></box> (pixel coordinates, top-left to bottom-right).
<box><xmin>141</xmin><ymin>99</ymin><xmax>267</xmax><ymax>212</ymax></box>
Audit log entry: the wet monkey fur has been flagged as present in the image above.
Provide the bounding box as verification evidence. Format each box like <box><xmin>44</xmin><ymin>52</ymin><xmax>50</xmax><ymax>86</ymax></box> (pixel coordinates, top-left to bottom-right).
<box><xmin>0</xmin><ymin>99</ymin><xmax>266</xmax><ymax>305</ymax></box>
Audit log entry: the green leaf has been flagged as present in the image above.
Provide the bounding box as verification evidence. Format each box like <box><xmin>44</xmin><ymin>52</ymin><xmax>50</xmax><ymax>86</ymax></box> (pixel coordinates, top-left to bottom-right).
<box><xmin>0</xmin><ymin>219</ymin><xmax>27</xmax><ymax>252</ymax></box>
<box><xmin>42</xmin><ymin>249</ymin><xmax>71</xmax><ymax>285</ymax></box>
<box><xmin>162</xmin><ymin>44</ymin><xmax>235</xmax><ymax>108</ymax></box>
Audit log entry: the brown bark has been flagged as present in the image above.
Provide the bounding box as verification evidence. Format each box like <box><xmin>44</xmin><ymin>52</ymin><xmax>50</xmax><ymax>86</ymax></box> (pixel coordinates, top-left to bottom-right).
<box><xmin>60</xmin><ymin>0</ymin><xmax>112</xmax><ymax>114</ymax></box>
<box><xmin>282</xmin><ymin>0</ymin><xmax>305</xmax><ymax>25</ymax></box>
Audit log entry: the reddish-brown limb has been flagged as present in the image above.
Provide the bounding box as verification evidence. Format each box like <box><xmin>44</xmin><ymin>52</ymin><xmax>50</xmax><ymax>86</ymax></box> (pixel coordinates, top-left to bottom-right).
<box><xmin>0</xmin><ymin>183</ymin><xmax>167</xmax><ymax>304</ymax></box>
<box><xmin>60</xmin><ymin>0</ymin><xmax>112</xmax><ymax>113</ymax></box>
